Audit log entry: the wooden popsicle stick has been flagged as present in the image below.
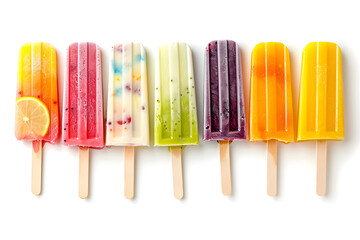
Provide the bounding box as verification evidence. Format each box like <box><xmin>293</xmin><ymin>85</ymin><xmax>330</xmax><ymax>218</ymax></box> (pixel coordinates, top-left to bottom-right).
<box><xmin>219</xmin><ymin>140</ymin><xmax>231</xmax><ymax>195</ymax></box>
<box><xmin>171</xmin><ymin>147</ymin><xmax>183</xmax><ymax>199</ymax></box>
<box><xmin>31</xmin><ymin>141</ymin><xmax>43</xmax><ymax>195</ymax></box>
<box><xmin>316</xmin><ymin>140</ymin><xmax>327</xmax><ymax>196</ymax></box>
<box><xmin>79</xmin><ymin>147</ymin><xmax>90</xmax><ymax>199</ymax></box>
<box><xmin>124</xmin><ymin>146</ymin><xmax>135</xmax><ymax>199</ymax></box>
<box><xmin>267</xmin><ymin>140</ymin><xmax>277</xmax><ymax>196</ymax></box>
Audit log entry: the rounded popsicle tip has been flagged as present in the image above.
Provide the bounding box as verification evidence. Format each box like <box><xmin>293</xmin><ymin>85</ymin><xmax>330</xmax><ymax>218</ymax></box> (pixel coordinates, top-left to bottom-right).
<box><xmin>303</xmin><ymin>42</ymin><xmax>341</xmax><ymax>54</ymax></box>
<box><xmin>251</xmin><ymin>42</ymin><xmax>289</xmax><ymax>55</ymax></box>
<box><xmin>160</xmin><ymin>42</ymin><xmax>192</xmax><ymax>52</ymax></box>
<box><xmin>206</xmin><ymin>40</ymin><xmax>239</xmax><ymax>51</ymax></box>
<box><xmin>69</xmin><ymin>42</ymin><xmax>100</xmax><ymax>51</ymax></box>
<box><xmin>112</xmin><ymin>42</ymin><xmax>146</xmax><ymax>51</ymax></box>
<box><xmin>19</xmin><ymin>42</ymin><xmax>55</xmax><ymax>52</ymax></box>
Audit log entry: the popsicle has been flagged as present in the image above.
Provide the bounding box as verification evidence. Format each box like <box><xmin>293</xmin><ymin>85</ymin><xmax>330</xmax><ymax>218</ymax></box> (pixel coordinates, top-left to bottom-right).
<box><xmin>15</xmin><ymin>42</ymin><xmax>59</xmax><ymax>195</ymax></box>
<box><xmin>62</xmin><ymin>42</ymin><xmax>104</xmax><ymax>199</ymax></box>
<box><xmin>297</xmin><ymin>42</ymin><xmax>344</xmax><ymax>196</ymax></box>
<box><xmin>106</xmin><ymin>43</ymin><xmax>149</xmax><ymax>199</ymax></box>
<box><xmin>203</xmin><ymin>40</ymin><xmax>246</xmax><ymax>195</ymax></box>
<box><xmin>250</xmin><ymin>42</ymin><xmax>294</xmax><ymax>196</ymax></box>
<box><xmin>154</xmin><ymin>42</ymin><xmax>199</xmax><ymax>199</ymax></box>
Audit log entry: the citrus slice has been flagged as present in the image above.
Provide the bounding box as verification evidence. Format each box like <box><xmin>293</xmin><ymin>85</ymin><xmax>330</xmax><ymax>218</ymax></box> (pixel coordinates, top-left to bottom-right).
<box><xmin>15</xmin><ymin>97</ymin><xmax>50</xmax><ymax>139</ymax></box>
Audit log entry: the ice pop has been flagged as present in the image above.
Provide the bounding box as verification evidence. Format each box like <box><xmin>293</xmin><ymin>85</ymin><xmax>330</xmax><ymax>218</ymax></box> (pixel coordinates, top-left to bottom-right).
<box><xmin>154</xmin><ymin>43</ymin><xmax>199</xmax><ymax>199</ymax></box>
<box><xmin>15</xmin><ymin>42</ymin><xmax>59</xmax><ymax>195</ymax></box>
<box><xmin>203</xmin><ymin>40</ymin><xmax>246</xmax><ymax>195</ymax></box>
<box><xmin>106</xmin><ymin>43</ymin><xmax>149</xmax><ymax>199</ymax></box>
<box><xmin>250</xmin><ymin>42</ymin><xmax>294</xmax><ymax>196</ymax></box>
<box><xmin>297</xmin><ymin>42</ymin><xmax>344</xmax><ymax>196</ymax></box>
<box><xmin>62</xmin><ymin>42</ymin><xmax>104</xmax><ymax>199</ymax></box>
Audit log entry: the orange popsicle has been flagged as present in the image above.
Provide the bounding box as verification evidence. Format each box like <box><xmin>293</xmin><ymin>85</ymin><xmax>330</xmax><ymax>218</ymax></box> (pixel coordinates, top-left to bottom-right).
<box><xmin>250</xmin><ymin>42</ymin><xmax>294</xmax><ymax>196</ymax></box>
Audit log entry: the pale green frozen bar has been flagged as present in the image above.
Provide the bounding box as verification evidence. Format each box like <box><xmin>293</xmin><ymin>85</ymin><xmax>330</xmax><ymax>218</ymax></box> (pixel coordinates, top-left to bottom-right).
<box><xmin>154</xmin><ymin>43</ymin><xmax>199</xmax><ymax>146</ymax></box>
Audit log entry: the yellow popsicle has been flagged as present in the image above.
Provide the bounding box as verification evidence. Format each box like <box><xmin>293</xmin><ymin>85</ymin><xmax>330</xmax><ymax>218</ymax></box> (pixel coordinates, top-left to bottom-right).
<box><xmin>297</xmin><ymin>42</ymin><xmax>344</xmax><ymax>141</ymax></box>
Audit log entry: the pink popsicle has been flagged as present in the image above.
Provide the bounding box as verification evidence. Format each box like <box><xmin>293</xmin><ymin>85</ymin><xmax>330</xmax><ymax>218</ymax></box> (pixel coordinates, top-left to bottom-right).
<box><xmin>62</xmin><ymin>42</ymin><xmax>104</xmax><ymax>199</ymax></box>
<box><xmin>63</xmin><ymin>42</ymin><xmax>104</xmax><ymax>148</ymax></box>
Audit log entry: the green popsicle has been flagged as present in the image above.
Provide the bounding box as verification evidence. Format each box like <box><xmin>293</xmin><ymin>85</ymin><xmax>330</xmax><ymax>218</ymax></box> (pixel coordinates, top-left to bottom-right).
<box><xmin>154</xmin><ymin>43</ymin><xmax>199</xmax><ymax>199</ymax></box>
<box><xmin>154</xmin><ymin>43</ymin><xmax>198</xmax><ymax>146</ymax></box>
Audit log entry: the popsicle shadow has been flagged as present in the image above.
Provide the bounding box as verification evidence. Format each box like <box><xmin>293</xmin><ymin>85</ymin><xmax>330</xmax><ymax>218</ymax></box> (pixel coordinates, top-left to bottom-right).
<box><xmin>323</xmin><ymin>46</ymin><xmax>360</xmax><ymax>200</ymax></box>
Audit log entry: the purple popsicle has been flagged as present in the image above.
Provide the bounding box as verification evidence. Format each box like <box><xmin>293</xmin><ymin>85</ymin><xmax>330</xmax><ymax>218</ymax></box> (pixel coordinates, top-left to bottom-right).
<box><xmin>203</xmin><ymin>40</ymin><xmax>246</xmax><ymax>196</ymax></box>
<box><xmin>204</xmin><ymin>40</ymin><xmax>246</xmax><ymax>141</ymax></box>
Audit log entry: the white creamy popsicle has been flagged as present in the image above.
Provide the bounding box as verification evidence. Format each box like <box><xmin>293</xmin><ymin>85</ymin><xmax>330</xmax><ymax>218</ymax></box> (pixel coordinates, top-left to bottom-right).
<box><xmin>106</xmin><ymin>43</ymin><xmax>149</xmax><ymax>199</ymax></box>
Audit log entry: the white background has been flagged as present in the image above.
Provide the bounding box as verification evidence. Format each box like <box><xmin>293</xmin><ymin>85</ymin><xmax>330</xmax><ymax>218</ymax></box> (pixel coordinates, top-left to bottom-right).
<box><xmin>1</xmin><ymin>0</ymin><xmax>359</xmax><ymax>239</ymax></box>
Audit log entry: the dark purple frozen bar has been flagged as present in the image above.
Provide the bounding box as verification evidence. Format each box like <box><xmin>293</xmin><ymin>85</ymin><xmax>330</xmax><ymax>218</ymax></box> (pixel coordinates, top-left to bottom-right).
<box><xmin>203</xmin><ymin>40</ymin><xmax>246</xmax><ymax>141</ymax></box>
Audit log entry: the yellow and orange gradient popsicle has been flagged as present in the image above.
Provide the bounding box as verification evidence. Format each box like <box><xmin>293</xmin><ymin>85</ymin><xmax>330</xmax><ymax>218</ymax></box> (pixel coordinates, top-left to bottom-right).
<box><xmin>15</xmin><ymin>42</ymin><xmax>59</xmax><ymax>195</ymax></box>
<box><xmin>250</xmin><ymin>42</ymin><xmax>294</xmax><ymax>196</ymax></box>
<box><xmin>297</xmin><ymin>42</ymin><xmax>344</xmax><ymax>196</ymax></box>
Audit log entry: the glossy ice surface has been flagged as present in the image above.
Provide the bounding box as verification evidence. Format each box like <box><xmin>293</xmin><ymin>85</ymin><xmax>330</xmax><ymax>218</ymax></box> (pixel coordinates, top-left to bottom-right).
<box><xmin>297</xmin><ymin>42</ymin><xmax>344</xmax><ymax>141</ymax></box>
<box><xmin>62</xmin><ymin>42</ymin><xmax>104</xmax><ymax>148</ymax></box>
<box><xmin>250</xmin><ymin>42</ymin><xmax>294</xmax><ymax>143</ymax></box>
<box><xmin>106</xmin><ymin>43</ymin><xmax>149</xmax><ymax>146</ymax></box>
<box><xmin>154</xmin><ymin>43</ymin><xmax>199</xmax><ymax>146</ymax></box>
<box><xmin>16</xmin><ymin>42</ymin><xmax>59</xmax><ymax>143</ymax></box>
<box><xmin>203</xmin><ymin>40</ymin><xmax>246</xmax><ymax>141</ymax></box>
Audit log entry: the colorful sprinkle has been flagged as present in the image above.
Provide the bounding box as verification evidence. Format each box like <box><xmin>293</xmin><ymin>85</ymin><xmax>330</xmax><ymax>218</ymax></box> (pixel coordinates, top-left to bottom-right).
<box><xmin>116</xmin><ymin>46</ymin><xmax>123</xmax><ymax>52</ymax></box>
<box><xmin>112</xmin><ymin>61</ymin><xmax>122</xmax><ymax>74</ymax></box>
<box><xmin>115</xmin><ymin>88</ymin><xmax>122</xmax><ymax>97</ymax></box>
<box><xmin>134</xmin><ymin>88</ymin><xmax>141</xmax><ymax>95</ymax></box>
<box><xmin>134</xmin><ymin>54</ymin><xmax>145</xmax><ymax>63</ymax></box>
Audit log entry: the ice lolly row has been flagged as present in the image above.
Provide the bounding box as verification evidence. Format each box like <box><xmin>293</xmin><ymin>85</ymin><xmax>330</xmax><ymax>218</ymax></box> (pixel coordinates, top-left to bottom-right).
<box><xmin>154</xmin><ymin>43</ymin><xmax>199</xmax><ymax>199</ymax></box>
<box><xmin>106</xmin><ymin>43</ymin><xmax>149</xmax><ymax>199</ymax></box>
<box><xmin>203</xmin><ymin>40</ymin><xmax>246</xmax><ymax>195</ymax></box>
<box><xmin>250</xmin><ymin>42</ymin><xmax>294</xmax><ymax>196</ymax></box>
<box><xmin>297</xmin><ymin>42</ymin><xmax>344</xmax><ymax>196</ymax></box>
<box><xmin>62</xmin><ymin>42</ymin><xmax>104</xmax><ymax>199</ymax></box>
<box><xmin>15</xmin><ymin>42</ymin><xmax>59</xmax><ymax>195</ymax></box>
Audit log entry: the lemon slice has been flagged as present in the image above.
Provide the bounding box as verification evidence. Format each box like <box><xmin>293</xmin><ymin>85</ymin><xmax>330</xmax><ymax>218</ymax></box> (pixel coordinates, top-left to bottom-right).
<box><xmin>15</xmin><ymin>97</ymin><xmax>50</xmax><ymax>139</ymax></box>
